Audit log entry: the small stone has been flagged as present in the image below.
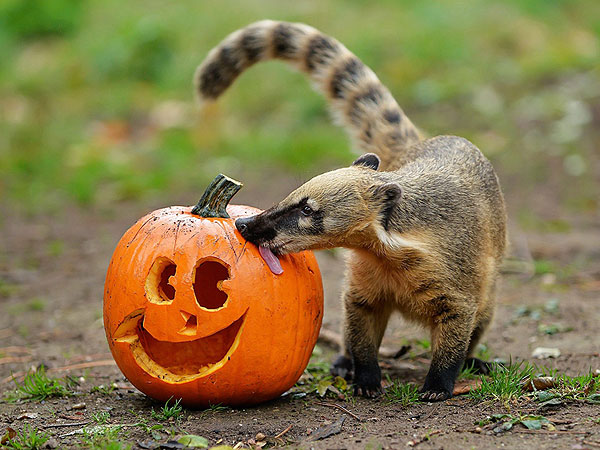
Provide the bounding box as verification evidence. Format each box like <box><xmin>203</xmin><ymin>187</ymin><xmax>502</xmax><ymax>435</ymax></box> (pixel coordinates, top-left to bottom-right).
<box><xmin>255</xmin><ymin>433</ymin><xmax>266</xmax><ymax>441</ymax></box>
<box><xmin>44</xmin><ymin>438</ymin><xmax>59</xmax><ymax>449</ymax></box>
<box><xmin>71</xmin><ymin>403</ymin><xmax>86</xmax><ymax>410</ymax></box>
<box><xmin>532</xmin><ymin>347</ymin><xmax>561</xmax><ymax>359</ymax></box>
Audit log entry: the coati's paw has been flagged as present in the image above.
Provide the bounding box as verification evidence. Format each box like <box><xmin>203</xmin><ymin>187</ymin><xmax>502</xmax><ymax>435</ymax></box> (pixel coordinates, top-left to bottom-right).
<box><xmin>464</xmin><ymin>357</ymin><xmax>497</xmax><ymax>375</ymax></box>
<box><xmin>354</xmin><ymin>382</ymin><xmax>384</xmax><ymax>398</ymax></box>
<box><xmin>419</xmin><ymin>388</ymin><xmax>452</xmax><ymax>402</ymax></box>
<box><xmin>331</xmin><ymin>355</ymin><xmax>353</xmax><ymax>380</ymax></box>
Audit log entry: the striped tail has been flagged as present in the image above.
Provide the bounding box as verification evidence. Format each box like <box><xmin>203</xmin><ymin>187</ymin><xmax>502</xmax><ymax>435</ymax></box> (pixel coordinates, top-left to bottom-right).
<box><xmin>195</xmin><ymin>20</ymin><xmax>422</xmax><ymax>169</ymax></box>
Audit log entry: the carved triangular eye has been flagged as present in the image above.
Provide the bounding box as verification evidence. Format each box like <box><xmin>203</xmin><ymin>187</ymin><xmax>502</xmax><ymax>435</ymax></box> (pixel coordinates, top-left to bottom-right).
<box><xmin>146</xmin><ymin>257</ymin><xmax>176</xmax><ymax>304</ymax></box>
<box><xmin>193</xmin><ymin>259</ymin><xmax>230</xmax><ymax>310</ymax></box>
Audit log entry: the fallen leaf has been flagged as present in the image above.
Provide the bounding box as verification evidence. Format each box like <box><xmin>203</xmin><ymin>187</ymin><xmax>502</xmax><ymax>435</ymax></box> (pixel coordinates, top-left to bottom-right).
<box><xmin>1</xmin><ymin>427</ymin><xmax>16</xmax><ymax>445</ymax></box>
<box><xmin>453</xmin><ymin>379</ymin><xmax>482</xmax><ymax>395</ymax></box>
<box><xmin>587</xmin><ymin>393</ymin><xmax>600</xmax><ymax>404</ymax></box>
<box><xmin>333</xmin><ymin>376</ymin><xmax>347</xmax><ymax>391</ymax></box>
<box><xmin>307</xmin><ymin>415</ymin><xmax>345</xmax><ymax>441</ymax></box>
<box><xmin>177</xmin><ymin>435</ymin><xmax>209</xmax><ymax>448</ymax></box>
<box><xmin>317</xmin><ymin>379</ymin><xmax>332</xmax><ymax>397</ymax></box>
<box><xmin>522</xmin><ymin>376</ymin><xmax>557</xmax><ymax>391</ymax></box>
<box><xmin>539</xmin><ymin>398</ymin><xmax>563</xmax><ymax>407</ymax></box>
<box><xmin>536</xmin><ymin>391</ymin><xmax>559</xmax><ymax>402</ymax></box>
<box><xmin>493</xmin><ymin>421</ymin><xmax>514</xmax><ymax>433</ymax></box>
<box><xmin>521</xmin><ymin>419</ymin><xmax>544</xmax><ymax>430</ymax></box>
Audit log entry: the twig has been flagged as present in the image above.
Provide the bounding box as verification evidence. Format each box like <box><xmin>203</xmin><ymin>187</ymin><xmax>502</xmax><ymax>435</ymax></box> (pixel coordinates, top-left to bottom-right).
<box><xmin>49</xmin><ymin>359</ymin><xmax>116</xmax><ymax>373</ymax></box>
<box><xmin>1</xmin><ymin>359</ymin><xmax>116</xmax><ymax>384</ymax></box>
<box><xmin>0</xmin><ymin>346</ymin><xmax>32</xmax><ymax>355</ymax></box>
<box><xmin>0</xmin><ymin>329</ymin><xmax>13</xmax><ymax>339</ymax></box>
<box><xmin>65</xmin><ymin>353</ymin><xmax>113</xmax><ymax>364</ymax></box>
<box><xmin>547</xmin><ymin>418</ymin><xmax>573</xmax><ymax>424</ymax></box>
<box><xmin>0</xmin><ymin>356</ymin><xmax>32</xmax><ymax>365</ymax></box>
<box><xmin>407</xmin><ymin>430</ymin><xmax>443</xmax><ymax>447</ymax></box>
<box><xmin>315</xmin><ymin>401</ymin><xmax>362</xmax><ymax>422</ymax></box>
<box><xmin>274</xmin><ymin>424</ymin><xmax>293</xmax><ymax>439</ymax></box>
<box><xmin>583</xmin><ymin>440</ymin><xmax>600</xmax><ymax>448</ymax></box>
<box><xmin>43</xmin><ymin>421</ymin><xmax>90</xmax><ymax>428</ymax></box>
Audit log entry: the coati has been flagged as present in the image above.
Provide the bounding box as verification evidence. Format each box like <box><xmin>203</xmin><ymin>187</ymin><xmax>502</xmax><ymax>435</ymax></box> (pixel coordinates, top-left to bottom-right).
<box><xmin>195</xmin><ymin>20</ymin><xmax>507</xmax><ymax>401</ymax></box>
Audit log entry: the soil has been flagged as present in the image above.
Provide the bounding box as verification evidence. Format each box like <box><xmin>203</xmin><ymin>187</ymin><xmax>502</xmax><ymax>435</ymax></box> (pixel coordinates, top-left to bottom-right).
<box><xmin>1</xmin><ymin>172</ymin><xmax>599</xmax><ymax>449</ymax></box>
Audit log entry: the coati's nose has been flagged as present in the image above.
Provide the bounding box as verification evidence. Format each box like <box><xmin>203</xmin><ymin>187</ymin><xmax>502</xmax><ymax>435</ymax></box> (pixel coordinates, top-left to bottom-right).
<box><xmin>235</xmin><ymin>217</ymin><xmax>252</xmax><ymax>238</ymax></box>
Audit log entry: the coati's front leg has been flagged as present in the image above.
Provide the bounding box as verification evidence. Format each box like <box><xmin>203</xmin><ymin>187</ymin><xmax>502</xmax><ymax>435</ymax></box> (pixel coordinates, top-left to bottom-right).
<box><xmin>463</xmin><ymin>301</ymin><xmax>496</xmax><ymax>375</ymax></box>
<box><xmin>335</xmin><ymin>288</ymin><xmax>392</xmax><ymax>398</ymax></box>
<box><xmin>420</xmin><ymin>300</ymin><xmax>476</xmax><ymax>401</ymax></box>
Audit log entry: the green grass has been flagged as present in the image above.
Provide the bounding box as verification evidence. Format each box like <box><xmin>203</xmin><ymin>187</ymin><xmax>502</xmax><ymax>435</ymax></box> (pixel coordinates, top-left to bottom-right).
<box><xmin>90</xmin><ymin>383</ymin><xmax>116</xmax><ymax>395</ymax></box>
<box><xmin>79</xmin><ymin>426</ymin><xmax>130</xmax><ymax>450</ymax></box>
<box><xmin>4</xmin><ymin>425</ymin><xmax>49</xmax><ymax>450</ymax></box>
<box><xmin>385</xmin><ymin>379</ymin><xmax>421</xmax><ymax>406</ymax></box>
<box><xmin>0</xmin><ymin>0</ymin><xmax>598</xmax><ymax>215</ymax></box>
<box><xmin>151</xmin><ymin>398</ymin><xmax>183</xmax><ymax>422</ymax></box>
<box><xmin>468</xmin><ymin>361</ymin><xmax>535</xmax><ymax>403</ymax></box>
<box><xmin>92</xmin><ymin>411</ymin><xmax>111</xmax><ymax>425</ymax></box>
<box><xmin>458</xmin><ymin>363</ymin><xmax>480</xmax><ymax>380</ymax></box>
<box><xmin>468</xmin><ymin>361</ymin><xmax>599</xmax><ymax>405</ymax></box>
<box><xmin>5</xmin><ymin>366</ymin><xmax>73</xmax><ymax>402</ymax></box>
<box><xmin>204</xmin><ymin>403</ymin><xmax>230</xmax><ymax>413</ymax></box>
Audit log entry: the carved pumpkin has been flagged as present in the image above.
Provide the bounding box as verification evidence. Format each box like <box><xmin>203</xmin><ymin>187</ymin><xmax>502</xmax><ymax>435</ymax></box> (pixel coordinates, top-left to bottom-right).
<box><xmin>103</xmin><ymin>175</ymin><xmax>323</xmax><ymax>407</ymax></box>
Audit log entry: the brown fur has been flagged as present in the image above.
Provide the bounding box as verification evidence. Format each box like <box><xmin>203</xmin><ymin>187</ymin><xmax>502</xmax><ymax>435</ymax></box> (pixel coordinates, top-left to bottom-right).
<box><xmin>196</xmin><ymin>21</ymin><xmax>507</xmax><ymax>401</ymax></box>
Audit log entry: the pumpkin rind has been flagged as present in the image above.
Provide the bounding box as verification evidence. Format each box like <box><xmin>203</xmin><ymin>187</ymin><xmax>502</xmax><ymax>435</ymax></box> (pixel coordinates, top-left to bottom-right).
<box><xmin>104</xmin><ymin>204</ymin><xmax>323</xmax><ymax>407</ymax></box>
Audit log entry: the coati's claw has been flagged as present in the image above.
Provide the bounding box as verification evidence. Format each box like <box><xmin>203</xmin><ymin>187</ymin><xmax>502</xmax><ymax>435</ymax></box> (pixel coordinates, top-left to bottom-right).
<box><xmin>331</xmin><ymin>355</ymin><xmax>354</xmax><ymax>380</ymax></box>
<box><xmin>419</xmin><ymin>389</ymin><xmax>452</xmax><ymax>402</ymax></box>
<box><xmin>464</xmin><ymin>357</ymin><xmax>496</xmax><ymax>375</ymax></box>
<box><xmin>354</xmin><ymin>383</ymin><xmax>384</xmax><ymax>398</ymax></box>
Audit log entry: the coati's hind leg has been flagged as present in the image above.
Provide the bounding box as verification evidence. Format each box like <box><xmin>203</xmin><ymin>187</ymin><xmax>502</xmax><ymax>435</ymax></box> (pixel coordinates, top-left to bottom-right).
<box><xmin>464</xmin><ymin>300</ymin><xmax>496</xmax><ymax>375</ymax></box>
<box><xmin>331</xmin><ymin>353</ymin><xmax>353</xmax><ymax>380</ymax></box>
<box><xmin>335</xmin><ymin>289</ymin><xmax>392</xmax><ymax>398</ymax></box>
<box><xmin>420</xmin><ymin>298</ymin><xmax>476</xmax><ymax>402</ymax></box>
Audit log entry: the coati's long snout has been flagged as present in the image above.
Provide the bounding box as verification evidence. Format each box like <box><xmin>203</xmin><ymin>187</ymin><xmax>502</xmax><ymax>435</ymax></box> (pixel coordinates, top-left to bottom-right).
<box><xmin>235</xmin><ymin>212</ymin><xmax>286</xmax><ymax>254</ymax></box>
<box><xmin>235</xmin><ymin>153</ymin><xmax>402</xmax><ymax>256</ymax></box>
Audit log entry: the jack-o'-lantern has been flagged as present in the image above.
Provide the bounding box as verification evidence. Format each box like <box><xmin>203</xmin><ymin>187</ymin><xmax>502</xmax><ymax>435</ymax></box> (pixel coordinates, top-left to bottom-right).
<box><xmin>104</xmin><ymin>175</ymin><xmax>323</xmax><ymax>407</ymax></box>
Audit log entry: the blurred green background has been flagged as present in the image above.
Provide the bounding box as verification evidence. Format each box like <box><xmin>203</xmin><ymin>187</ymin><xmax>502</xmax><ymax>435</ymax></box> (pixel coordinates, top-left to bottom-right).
<box><xmin>1</xmin><ymin>0</ymin><xmax>598</xmax><ymax>224</ymax></box>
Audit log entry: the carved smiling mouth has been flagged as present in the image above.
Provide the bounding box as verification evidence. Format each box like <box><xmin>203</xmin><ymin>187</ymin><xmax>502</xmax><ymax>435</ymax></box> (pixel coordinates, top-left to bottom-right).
<box><xmin>113</xmin><ymin>309</ymin><xmax>247</xmax><ymax>384</ymax></box>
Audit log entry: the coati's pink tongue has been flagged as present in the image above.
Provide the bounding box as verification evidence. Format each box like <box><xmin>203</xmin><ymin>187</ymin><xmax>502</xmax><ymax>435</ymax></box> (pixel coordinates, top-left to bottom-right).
<box><xmin>259</xmin><ymin>245</ymin><xmax>283</xmax><ymax>275</ymax></box>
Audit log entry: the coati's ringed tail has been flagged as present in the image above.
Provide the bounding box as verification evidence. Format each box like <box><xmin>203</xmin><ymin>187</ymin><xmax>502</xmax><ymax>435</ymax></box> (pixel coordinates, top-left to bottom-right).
<box><xmin>195</xmin><ymin>20</ymin><xmax>422</xmax><ymax>169</ymax></box>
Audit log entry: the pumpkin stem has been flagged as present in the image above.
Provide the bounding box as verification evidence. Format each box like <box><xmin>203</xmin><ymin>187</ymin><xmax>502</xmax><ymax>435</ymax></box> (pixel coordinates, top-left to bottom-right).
<box><xmin>191</xmin><ymin>174</ymin><xmax>243</xmax><ymax>218</ymax></box>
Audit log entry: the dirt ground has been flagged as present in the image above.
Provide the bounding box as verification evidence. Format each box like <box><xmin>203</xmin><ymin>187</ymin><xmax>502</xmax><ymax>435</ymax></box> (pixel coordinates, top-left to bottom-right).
<box><xmin>1</xmin><ymin>172</ymin><xmax>599</xmax><ymax>449</ymax></box>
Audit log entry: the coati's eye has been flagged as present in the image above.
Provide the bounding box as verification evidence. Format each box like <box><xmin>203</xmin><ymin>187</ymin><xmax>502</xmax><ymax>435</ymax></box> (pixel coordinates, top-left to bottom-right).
<box><xmin>301</xmin><ymin>205</ymin><xmax>313</xmax><ymax>217</ymax></box>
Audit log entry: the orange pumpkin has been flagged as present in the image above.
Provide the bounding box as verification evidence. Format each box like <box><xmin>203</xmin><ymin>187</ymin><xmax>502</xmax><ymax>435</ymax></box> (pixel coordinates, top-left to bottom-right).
<box><xmin>103</xmin><ymin>175</ymin><xmax>323</xmax><ymax>407</ymax></box>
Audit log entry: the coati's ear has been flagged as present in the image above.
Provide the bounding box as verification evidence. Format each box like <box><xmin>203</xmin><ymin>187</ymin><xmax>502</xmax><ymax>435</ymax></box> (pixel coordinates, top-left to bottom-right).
<box><xmin>374</xmin><ymin>182</ymin><xmax>402</xmax><ymax>231</ymax></box>
<box><xmin>352</xmin><ymin>153</ymin><xmax>380</xmax><ymax>170</ymax></box>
